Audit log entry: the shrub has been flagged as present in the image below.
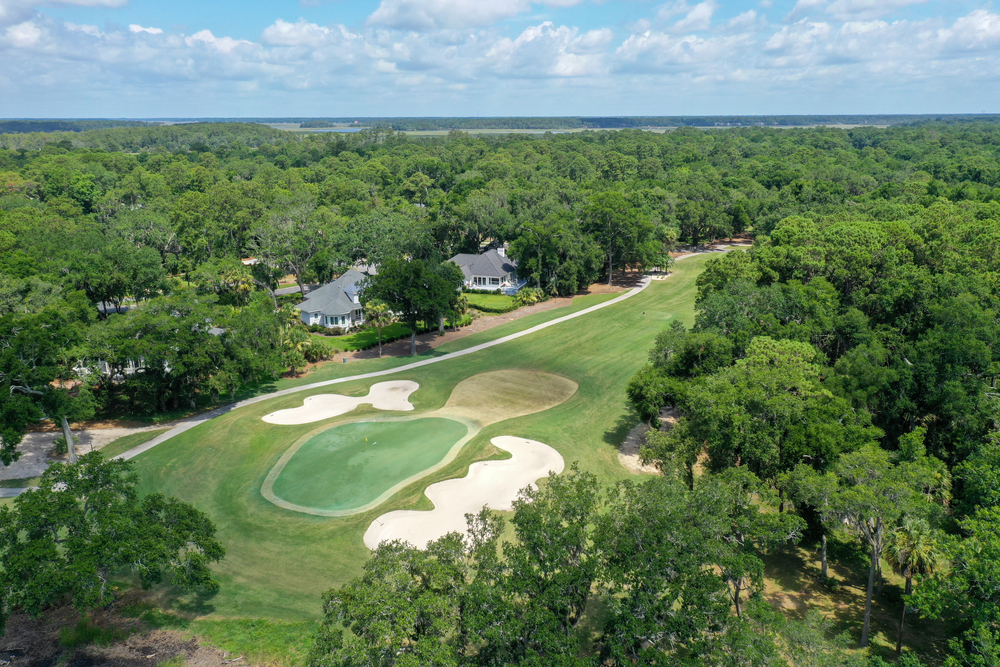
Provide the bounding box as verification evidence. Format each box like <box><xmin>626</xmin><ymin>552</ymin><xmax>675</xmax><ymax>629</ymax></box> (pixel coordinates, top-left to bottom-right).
<box><xmin>53</xmin><ymin>436</ymin><xmax>68</xmax><ymax>456</ymax></box>
<box><xmin>514</xmin><ymin>287</ymin><xmax>547</xmax><ymax>307</ymax></box>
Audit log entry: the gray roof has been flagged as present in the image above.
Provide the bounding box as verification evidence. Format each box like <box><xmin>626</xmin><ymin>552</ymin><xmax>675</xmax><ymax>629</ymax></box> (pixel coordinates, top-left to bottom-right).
<box><xmin>448</xmin><ymin>249</ymin><xmax>517</xmax><ymax>282</ymax></box>
<box><xmin>297</xmin><ymin>268</ymin><xmax>365</xmax><ymax>317</ymax></box>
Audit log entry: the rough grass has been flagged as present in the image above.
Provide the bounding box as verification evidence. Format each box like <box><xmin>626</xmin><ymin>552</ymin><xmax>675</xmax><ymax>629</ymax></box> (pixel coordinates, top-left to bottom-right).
<box><xmin>124</xmin><ymin>256</ymin><xmax>716</xmax><ymax>620</ymax></box>
<box><xmin>125</xmin><ymin>602</ymin><xmax>314</xmax><ymax>667</ymax></box>
<box><xmin>100</xmin><ymin>429</ymin><xmax>171</xmax><ymax>460</ymax></box>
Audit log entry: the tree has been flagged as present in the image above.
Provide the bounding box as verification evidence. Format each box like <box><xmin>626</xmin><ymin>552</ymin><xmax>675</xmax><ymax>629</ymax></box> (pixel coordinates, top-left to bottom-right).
<box><xmin>596</xmin><ymin>475</ymin><xmax>731</xmax><ymax>663</ymax></box>
<box><xmin>912</xmin><ymin>507</ymin><xmax>1000</xmax><ymax>667</ymax></box>
<box><xmin>583</xmin><ymin>191</ymin><xmax>650</xmax><ymax>285</ymax></box>
<box><xmin>0</xmin><ymin>452</ymin><xmax>224</xmax><ymax>632</ymax></box>
<box><xmin>886</xmin><ymin>518</ymin><xmax>945</xmax><ymax>654</ymax></box>
<box><xmin>462</xmin><ymin>467</ymin><xmax>603</xmax><ymax>665</ymax></box>
<box><xmin>793</xmin><ymin>442</ymin><xmax>948</xmax><ymax>647</ymax></box>
<box><xmin>509</xmin><ymin>213</ymin><xmax>603</xmax><ymax>296</ymax></box>
<box><xmin>364</xmin><ymin>299</ymin><xmax>393</xmax><ymax>357</ymax></box>
<box><xmin>360</xmin><ymin>259</ymin><xmax>462</xmax><ymax>356</ymax></box>
<box><xmin>249</xmin><ymin>196</ymin><xmax>332</xmax><ymax>297</ymax></box>
<box><xmin>650</xmin><ymin>337</ymin><xmax>877</xmax><ymax>484</ymax></box>
<box><xmin>310</xmin><ymin>535</ymin><xmax>465</xmax><ymax>667</ymax></box>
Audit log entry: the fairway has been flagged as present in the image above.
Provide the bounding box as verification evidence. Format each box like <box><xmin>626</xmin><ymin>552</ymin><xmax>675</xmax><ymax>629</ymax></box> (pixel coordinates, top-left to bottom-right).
<box><xmin>271</xmin><ymin>418</ymin><xmax>469</xmax><ymax>512</ymax></box>
<box><xmin>126</xmin><ymin>252</ymin><xmax>726</xmax><ymax>620</ymax></box>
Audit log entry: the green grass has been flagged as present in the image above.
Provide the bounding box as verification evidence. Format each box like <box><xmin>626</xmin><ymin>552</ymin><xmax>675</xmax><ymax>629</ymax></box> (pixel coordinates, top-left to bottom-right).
<box><xmin>310</xmin><ymin>323</ymin><xmax>411</xmax><ymax>351</ymax></box>
<box><xmin>126</xmin><ymin>603</ymin><xmax>314</xmax><ymax>667</ymax></box>
<box><xmin>127</xmin><ymin>256</ymin><xmax>712</xmax><ymax>621</ymax></box>
<box><xmin>466</xmin><ymin>293</ymin><xmax>515</xmax><ymax>310</ymax></box>
<box><xmin>272</xmin><ymin>418</ymin><xmax>469</xmax><ymax>511</ymax></box>
<box><xmin>100</xmin><ymin>429</ymin><xmax>170</xmax><ymax>459</ymax></box>
<box><xmin>0</xmin><ymin>476</ymin><xmax>41</xmax><ymax>488</ymax></box>
<box><xmin>59</xmin><ymin>615</ymin><xmax>129</xmax><ymax>648</ymax></box>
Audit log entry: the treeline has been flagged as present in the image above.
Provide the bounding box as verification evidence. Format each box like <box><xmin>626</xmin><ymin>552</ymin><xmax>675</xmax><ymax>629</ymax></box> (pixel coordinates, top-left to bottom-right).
<box><xmin>625</xmin><ymin>208</ymin><xmax>1000</xmax><ymax>665</ymax></box>
<box><xmin>0</xmin><ymin>122</ymin><xmax>289</xmax><ymax>152</ymax></box>
<box><xmin>0</xmin><ymin>120</ymin><xmax>153</xmax><ymax>134</ymax></box>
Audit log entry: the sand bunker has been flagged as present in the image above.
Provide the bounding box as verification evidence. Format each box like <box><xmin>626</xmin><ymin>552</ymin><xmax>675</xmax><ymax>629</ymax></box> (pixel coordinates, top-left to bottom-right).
<box><xmin>262</xmin><ymin>381</ymin><xmax>418</xmax><ymax>425</ymax></box>
<box><xmin>363</xmin><ymin>436</ymin><xmax>565</xmax><ymax>550</ymax></box>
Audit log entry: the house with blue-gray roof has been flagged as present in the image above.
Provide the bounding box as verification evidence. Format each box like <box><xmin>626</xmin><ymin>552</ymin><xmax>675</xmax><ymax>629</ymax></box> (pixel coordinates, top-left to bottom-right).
<box><xmin>295</xmin><ymin>267</ymin><xmax>366</xmax><ymax>330</ymax></box>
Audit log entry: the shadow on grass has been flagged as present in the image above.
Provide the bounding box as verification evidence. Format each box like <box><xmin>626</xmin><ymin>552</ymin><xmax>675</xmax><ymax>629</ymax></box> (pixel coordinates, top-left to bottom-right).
<box><xmin>603</xmin><ymin>409</ymin><xmax>638</xmax><ymax>448</ymax></box>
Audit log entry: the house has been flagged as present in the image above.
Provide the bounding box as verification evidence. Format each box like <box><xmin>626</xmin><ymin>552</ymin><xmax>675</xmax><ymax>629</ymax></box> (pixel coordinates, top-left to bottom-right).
<box><xmin>448</xmin><ymin>248</ymin><xmax>521</xmax><ymax>292</ymax></box>
<box><xmin>296</xmin><ymin>267</ymin><xmax>366</xmax><ymax>330</ymax></box>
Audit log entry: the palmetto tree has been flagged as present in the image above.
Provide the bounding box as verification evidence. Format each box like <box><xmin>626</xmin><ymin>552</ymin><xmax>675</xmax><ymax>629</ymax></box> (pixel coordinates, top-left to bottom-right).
<box><xmin>364</xmin><ymin>299</ymin><xmax>393</xmax><ymax>357</ymax></box>
<box><xmin>886</xmin><ymin>518</ymin><xmax>946</xmax><ymax>654</ymax></box>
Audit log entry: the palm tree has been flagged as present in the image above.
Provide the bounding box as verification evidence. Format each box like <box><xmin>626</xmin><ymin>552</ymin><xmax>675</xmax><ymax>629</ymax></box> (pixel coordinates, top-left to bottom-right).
<box><xmin>886</xmin><ymin>518</ymin><xmax>946</xmax><ymax>654</ymax></box>
<box><xmin>364</xmin><ymin>300</ymin><xmax>393</xmax><ymax>357</ymax></box>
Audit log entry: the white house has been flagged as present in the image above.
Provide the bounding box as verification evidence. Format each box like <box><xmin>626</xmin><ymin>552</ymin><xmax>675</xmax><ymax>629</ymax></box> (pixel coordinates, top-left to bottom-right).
<box><xmin>448</xmin><ymin>248</ymin><xmax>521</xmax><ymax>292</ymax></box>
<box><xmin>296</xmin><ymin>268</ymin><xmax>366</xmax><ymax>330</ymax></box>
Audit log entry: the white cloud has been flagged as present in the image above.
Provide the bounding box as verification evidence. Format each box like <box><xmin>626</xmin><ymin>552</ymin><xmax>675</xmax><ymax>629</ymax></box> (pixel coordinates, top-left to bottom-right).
<box><xmin>5</xmin><ymin>19</ymin><xmax>40</xmax><ymax>46</ymax></box>
<box><xmin>262</xmin><ymin>18</ymin><xmax>336</xmax><ymax>47</ymax></box>
<box><xmin>825</xmin><ymin>0</ymin><xmax>927</xmax><ymax>21</ymax></box>
<box><xmin>368</xmin><ymin>0</ymin><xmax>531</xmax><ymax>30</ymax></box>
<box><xmin>785</xmin><ymin>0</ymin><xmax>825</xmax><ymax>22</ymax></box>
<box><xmin>185</xmin><ymin>29</ymin><xmax>251</xmax><ymax>53</ymax></box>
<box><xmin>674</xmin><ymin>0</ymin><xmax>716</xmax><ymax>31</ymax></box>
<box><xmin>65</xmin><ymin>21</ymin><xmax>101</xmax><ymax>36</ymax></box>
<box><xmin>485</xmin><ymin>22</ymin><xmax>608</xmax><ymax>77</ymax></box>
<box><xmin>0</xmin><ymin>0</ymin><xmax>126</xmax><ymax>27</ymax></box>
<box><xmin>938</xmin><ymin>9</ymin><xmax>1000</xmax><ymax>50</ymax></box>
<box><xmin>727</xmin><ymin>10</ymin><xmax>759</xmax><ymax>29</ymax></box>
<box><xmin>129</xmin><ymin>23</ymin><xmax>162</xmax><ymax>34</ymax></box>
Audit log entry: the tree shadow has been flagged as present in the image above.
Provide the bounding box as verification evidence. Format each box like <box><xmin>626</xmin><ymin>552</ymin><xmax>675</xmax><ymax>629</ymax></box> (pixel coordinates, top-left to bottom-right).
<box><xmin>603</xmin><ymin>409</ymin><xmax>639</xmax><ymax>448</ymax></box>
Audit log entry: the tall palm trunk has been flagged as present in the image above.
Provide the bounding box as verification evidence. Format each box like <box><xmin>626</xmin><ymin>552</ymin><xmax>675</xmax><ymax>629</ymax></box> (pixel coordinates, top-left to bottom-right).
<box><xmin>861</xmin><ymin>518</ymin><xmax>881</xmax><ymax>648</ymax></box>
<box><xmin>821</xmin><ymin>533</ymin><xmax>828</xmax><ymax>582</ymax></box>
<box><xmin>896</xmin><ymin>576</ymin><xmax>912</xmax><ymax>654</ymax></box>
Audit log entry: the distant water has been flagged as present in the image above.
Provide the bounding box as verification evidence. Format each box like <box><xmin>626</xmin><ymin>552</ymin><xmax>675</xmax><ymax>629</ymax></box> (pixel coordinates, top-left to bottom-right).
<box><xmin>308</xmin><ymin>127</ymin><xmax>363</xmax><ymax>132</ymax></box>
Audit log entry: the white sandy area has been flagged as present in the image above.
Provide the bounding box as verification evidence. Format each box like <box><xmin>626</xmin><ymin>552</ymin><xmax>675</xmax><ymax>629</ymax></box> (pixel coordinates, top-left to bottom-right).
<box><xmin>363</xmin><ymin>435</ymin><xmax>565</xmax><ymax>550</ymax></box>
<box><xmin>261</xmin><ymin>381</ymin><xmax>418</xmax><ymax>425</ymax></box>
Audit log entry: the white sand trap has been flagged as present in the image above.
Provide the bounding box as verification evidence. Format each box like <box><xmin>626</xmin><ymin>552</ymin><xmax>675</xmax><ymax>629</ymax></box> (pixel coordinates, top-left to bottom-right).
<box><xmin>261</xmin><ymin>381</ymin><xmax>418</xmax><ymax>425</ymax></box>
<box><xmin>363</xmin><ymin>436</ymin><xmax>565</xmax><ymax>550</ymax></box>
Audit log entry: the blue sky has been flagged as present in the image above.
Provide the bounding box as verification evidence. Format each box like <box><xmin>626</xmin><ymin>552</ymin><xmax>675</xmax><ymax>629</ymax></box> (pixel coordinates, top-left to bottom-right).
<box><xmin>1</xmin><ymin>0</ymin><xmax>998</xmax><ymax>117</ymax></box>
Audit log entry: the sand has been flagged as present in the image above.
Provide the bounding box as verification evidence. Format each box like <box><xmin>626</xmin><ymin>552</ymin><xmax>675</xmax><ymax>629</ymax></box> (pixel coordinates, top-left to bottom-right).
<box><xmin>261</xmin><ymin>380</ymin><xmax>418</xmax><ymax>425</ymax></box>
<box><xmin>363</xmin><ymin>436</ymin><xmax>565</xmax><ymax>550</ymax></box>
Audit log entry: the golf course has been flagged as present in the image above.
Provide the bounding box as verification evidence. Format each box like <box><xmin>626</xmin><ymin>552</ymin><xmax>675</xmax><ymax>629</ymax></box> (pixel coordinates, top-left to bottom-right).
<box><xmin>125</xmin><ymin>252</ymin><xmax>717</xmax><ymax>621</ymax></box>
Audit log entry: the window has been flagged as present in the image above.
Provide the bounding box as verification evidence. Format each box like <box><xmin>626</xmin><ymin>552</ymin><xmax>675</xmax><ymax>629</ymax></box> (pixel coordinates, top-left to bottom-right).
<box><xmin>491</xmin><ymin>277</ymin><xmax>500</xmax><ymax>285</ymax></box>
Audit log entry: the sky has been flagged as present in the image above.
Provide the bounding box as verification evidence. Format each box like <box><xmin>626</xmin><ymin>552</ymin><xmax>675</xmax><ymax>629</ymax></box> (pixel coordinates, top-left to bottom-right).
<box><xmin>0</xmin><ymin>0</ymin><xmax>998</xmax><ymax>118</ymax></box>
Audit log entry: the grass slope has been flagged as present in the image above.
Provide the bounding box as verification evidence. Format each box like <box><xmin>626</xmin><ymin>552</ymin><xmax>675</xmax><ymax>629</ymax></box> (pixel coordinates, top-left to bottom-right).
<box><xmin>127</xmin><ymin>256</ymin><xmax>710</xmax><ymax>621</ymax></box>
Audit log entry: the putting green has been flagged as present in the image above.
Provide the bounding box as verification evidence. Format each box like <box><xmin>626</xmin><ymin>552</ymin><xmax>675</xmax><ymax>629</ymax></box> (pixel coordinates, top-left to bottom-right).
<box><xmin>270</xmin><ymin>418</ymin><xmax>469</xmax><ymax>512</ymax></box>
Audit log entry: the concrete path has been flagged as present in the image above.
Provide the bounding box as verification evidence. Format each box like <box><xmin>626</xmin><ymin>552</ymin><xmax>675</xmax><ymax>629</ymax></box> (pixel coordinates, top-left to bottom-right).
<box><xmin>114</xmin><ymin>273</ymin><xmax>654</xmax><ymax>462</ymax></box>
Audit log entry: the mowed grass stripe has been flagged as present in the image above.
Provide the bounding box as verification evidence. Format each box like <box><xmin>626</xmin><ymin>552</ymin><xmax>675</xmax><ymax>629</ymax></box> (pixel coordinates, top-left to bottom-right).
<box><xmin>128</xmin><ymin>254</ymin><xmax>715</xmax><ymax>621</ymax></box>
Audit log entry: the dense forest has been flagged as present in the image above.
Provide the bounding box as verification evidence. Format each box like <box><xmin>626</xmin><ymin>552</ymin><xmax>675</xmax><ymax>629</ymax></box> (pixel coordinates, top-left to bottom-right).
<box><xmin>2</xmin><ymin>120</ymin><xmax>1000</xmax><ymax>665</ymax></box>
<box><xmin>0</xmin><ymin>120</ymin><xmax>154</xmax><ymax>135</ymax></box>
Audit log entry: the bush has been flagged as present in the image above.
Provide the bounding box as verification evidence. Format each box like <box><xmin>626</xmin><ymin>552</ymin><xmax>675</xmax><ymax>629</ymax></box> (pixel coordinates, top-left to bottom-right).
<box><xmin>53</xmin><ymin>436</ymin><xmax>68</xmax><ymax>456</ymax></box>
<box><xmin>514</xmin><ymin>287</ymin><xmax>547</xmax><ymax>307</ymax></box>
<box><xmin>304</xmin><ymin>339</ymin><xmax>343</xmax><ymax>362</ymax></box>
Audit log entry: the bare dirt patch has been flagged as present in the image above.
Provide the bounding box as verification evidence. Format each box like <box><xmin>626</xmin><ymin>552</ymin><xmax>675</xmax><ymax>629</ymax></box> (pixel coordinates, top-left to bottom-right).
<box><xmin>0</xmin><ymin>602</ymin><xmax>234</xmax><ymax>667</ymax></box>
